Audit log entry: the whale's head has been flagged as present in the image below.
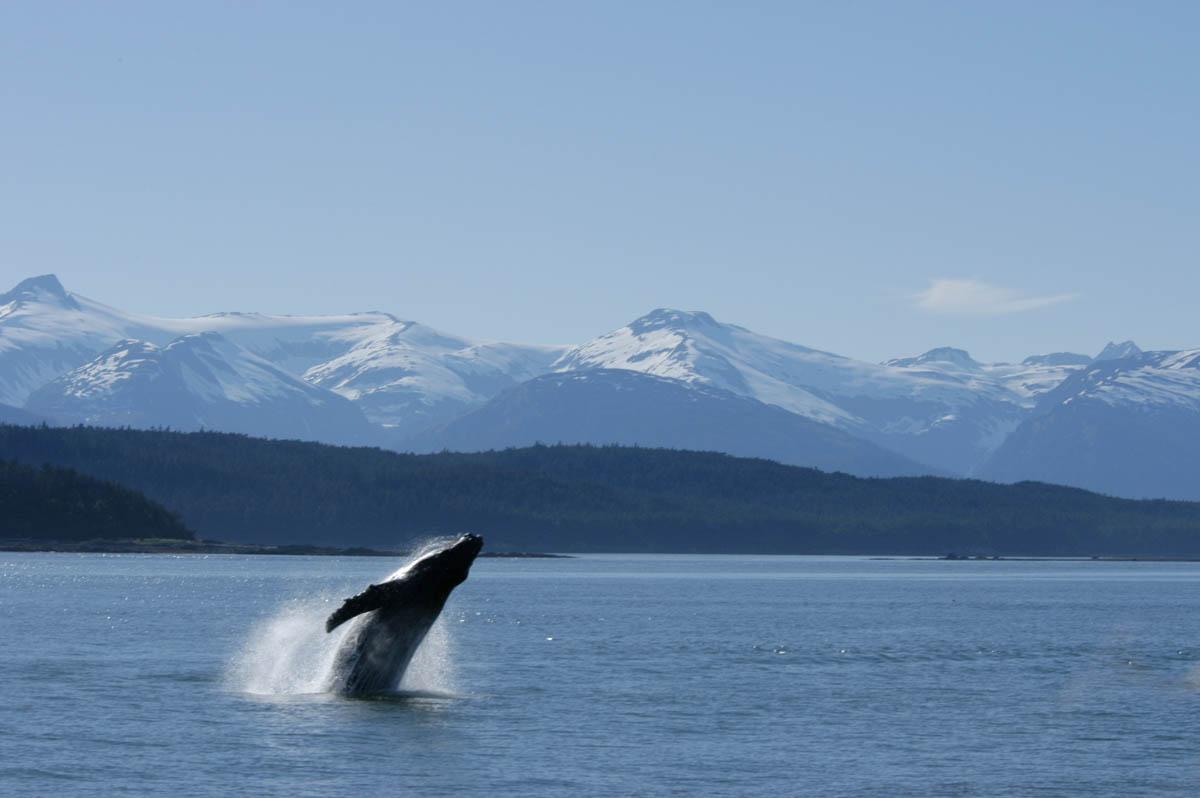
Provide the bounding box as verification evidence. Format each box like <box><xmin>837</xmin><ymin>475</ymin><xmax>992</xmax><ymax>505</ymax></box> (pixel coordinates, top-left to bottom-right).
<box><xmin>325</xmin><ymin>534</ymin><xmax>484</xmax><ymax>633</ymax></box>
<box><xmin>404</xmin><ymin>533</ymin><xmax>484</xmax><ymax>591</ymax></box>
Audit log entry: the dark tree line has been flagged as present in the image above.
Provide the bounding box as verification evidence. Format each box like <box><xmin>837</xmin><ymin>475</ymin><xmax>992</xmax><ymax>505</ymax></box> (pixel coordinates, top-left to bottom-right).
<box><xmin>1</xmin><ymin>424</ymin><xmax>1199</xmax><ymax>555</ymax></box>
<box><xmin>0</xmin><ymin>458</ymin><xmax>192</xmax><ymax>541</ymax></box>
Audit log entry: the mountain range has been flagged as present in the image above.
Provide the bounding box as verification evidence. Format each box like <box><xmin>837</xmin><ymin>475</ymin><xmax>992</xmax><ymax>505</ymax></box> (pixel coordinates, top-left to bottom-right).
<box><xmin>0</xmin><ymin>273</ymin><xmax>1191</xmax><ymax>499</ymax></box>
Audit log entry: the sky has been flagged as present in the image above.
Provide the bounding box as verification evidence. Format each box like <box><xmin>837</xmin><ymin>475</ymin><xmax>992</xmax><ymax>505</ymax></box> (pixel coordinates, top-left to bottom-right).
<box><xmin>2</xmin><ymin>1</ymin><xmax>1197</xmax><ymax>363</ymax></box>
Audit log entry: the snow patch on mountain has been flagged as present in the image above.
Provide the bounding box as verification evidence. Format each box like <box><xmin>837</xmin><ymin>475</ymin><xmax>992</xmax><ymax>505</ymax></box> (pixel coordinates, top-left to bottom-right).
<box><xmin>1022</xmin><ymin>352</ymin><xmax>1091</xmax><ymax>367</ymax></box>
<box><xmin>303</xmin><ymin>320</ymin><xmax>566</xmax><ymax>433</ymax></box>
<box><xmin>1059</xmin><ymin>348</ymin><xmax>1200</xmax><ymax>411</ymax></box>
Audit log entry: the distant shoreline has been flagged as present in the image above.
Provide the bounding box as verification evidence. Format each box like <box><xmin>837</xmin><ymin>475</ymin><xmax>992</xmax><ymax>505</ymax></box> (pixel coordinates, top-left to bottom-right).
<box><xmin>0</xmin><ymin>539</ymin><xmax>569</xmax><ymax>558</ymax></box>
<box><xmin>880</xmin><ymin>555</ymin><xmax>1200</xmax><ymax>563</ymax></box>
<box><xmin>5</xmin><ymin>540</ymin><xmax>1200</xmax><ymax>561</ymax></box>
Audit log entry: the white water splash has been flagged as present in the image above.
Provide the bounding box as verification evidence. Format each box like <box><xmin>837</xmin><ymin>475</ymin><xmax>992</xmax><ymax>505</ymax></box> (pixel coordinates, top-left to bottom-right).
<box><xmin>227</xmin><ymin>596</ymin><xmax>459</xmax><ymax>697</ymax></box>
<box><xmin>227</xmin><ymin>598</ymin><xmax>349</xmax><ymax>695</ymax></box>
<box><xmin>400</xmin><ymin>615</ymin><xmax>457</xmax><ymax>694</ymax></box>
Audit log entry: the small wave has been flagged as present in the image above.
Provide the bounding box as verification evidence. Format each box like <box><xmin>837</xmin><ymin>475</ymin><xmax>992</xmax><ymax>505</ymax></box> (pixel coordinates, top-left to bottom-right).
<box><xmin>0</xmin><ymin>767</ymin><xmax>83</xmax><ymax>782</ymax></box>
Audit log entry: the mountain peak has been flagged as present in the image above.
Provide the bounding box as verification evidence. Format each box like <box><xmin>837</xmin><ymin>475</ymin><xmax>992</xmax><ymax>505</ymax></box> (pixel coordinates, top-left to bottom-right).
<box><xmin>629</xmin><ymin>308</ymin><xmax>720</xmax><ymax>334</ymax></box>
<box><xmin>0</xmin><ymin>274</ymin><xmax>78</xmax><ymax>309</ymax></box>
<box><xmin>169</xmin><ymin>330</ymin><xmax>227</xmax><ymax>348</ymax></box>
<box><xmin>1093</xmin><ymin>340</ymin><xmax>1142</xmax><ymax>362</ymax></box>
<box><xmin>887</xmin><ymin>347</ymin><xmax>979</xmax><ymax>370</ymax></box>
<box><xmin>104</xmin><ymin>338</ymin><xmax>161</xmax><ymax>356</ymax></box>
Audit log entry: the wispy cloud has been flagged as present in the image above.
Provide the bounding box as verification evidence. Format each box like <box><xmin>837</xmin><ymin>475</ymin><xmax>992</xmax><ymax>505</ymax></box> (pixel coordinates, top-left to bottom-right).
<box><xmin>915</xmin><ymin>278</ymin><xmax>1076</xmax><ymax>316</ymax></box>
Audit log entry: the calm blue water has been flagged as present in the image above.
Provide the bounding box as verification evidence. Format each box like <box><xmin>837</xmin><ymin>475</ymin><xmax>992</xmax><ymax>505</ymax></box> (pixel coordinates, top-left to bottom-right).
<box><xmin>3</xmin><ymin>552</ymin><xmax>1200</xmax><ymax>796</ymax></box>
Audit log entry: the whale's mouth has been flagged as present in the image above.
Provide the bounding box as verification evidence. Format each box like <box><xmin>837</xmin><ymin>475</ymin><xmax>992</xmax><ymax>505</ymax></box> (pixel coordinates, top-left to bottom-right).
<box><xmin>452</xmin><ymin>533</ymin><xmax>485</xmax><ymax>561</ymax></box>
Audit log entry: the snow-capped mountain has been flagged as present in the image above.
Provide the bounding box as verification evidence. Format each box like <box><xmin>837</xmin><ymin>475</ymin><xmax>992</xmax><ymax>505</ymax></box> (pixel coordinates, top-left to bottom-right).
<box><xmin>882</xmin><ymin>347</ymin><xmax>1089</xmax><ymax>406</ymax></box>
<box><xmin>405</xmin><ymin>368</ymin><xmax>931</xmax><ymax>477</ymax></box>
<box><xmin>555</xmin><ymin>310</ymin><xmax>855</xmax><ymax>425</ymax></box>
<box><xmin>0</xmin><ymin>274</ymin><xmax>393</xmax><ymax>404</ymax></box>
<box><xmin>981</xmin><ymin>348</ymin><xmax>1200</xmax><ymax>500</ymax></box>
<box><xmin>302</xmin><ymin>321</ymin><xmax>564</xmax><ymax>436</ymax></box>
<box><xmin>1093</xmin><ymin>340</ymin><xmax>1143</xmax><ymax>362</ymax></box>
<box><xmin>0</xmin><ymin>275</ymin><xmax>564</xmax><ymax>438</ymax></box>
<box><xmin>0</xmin><ymin>275</ymin><xmax>173</xmax><ymax>406</ymax></box>
<box><xmin>26</xmin><ymin>333</ymin><xmax>376</xmax><ymax>444</ymax></box>
<box><xmin>555</xmin><ymin>309</ymin><xmax>1046</xmax><ymax>474</ymax></box>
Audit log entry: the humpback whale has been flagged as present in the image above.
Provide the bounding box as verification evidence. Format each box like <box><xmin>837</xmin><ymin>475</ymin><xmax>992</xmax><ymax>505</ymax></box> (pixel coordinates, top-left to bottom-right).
<box><xmin>325</xmin><ymin>533</ymin><xmax>483</xmax><ymax>695</ymax></box>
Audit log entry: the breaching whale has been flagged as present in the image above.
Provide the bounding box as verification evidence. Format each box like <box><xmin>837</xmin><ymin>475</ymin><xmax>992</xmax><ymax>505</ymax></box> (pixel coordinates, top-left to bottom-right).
<box><xmin>325</xmin><ymin>533</ymin><xmax>483</xmax><ymax>695</ymax></box>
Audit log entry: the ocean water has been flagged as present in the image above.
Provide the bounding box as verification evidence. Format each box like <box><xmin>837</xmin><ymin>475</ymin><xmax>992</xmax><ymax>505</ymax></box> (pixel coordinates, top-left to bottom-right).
<box><xmin>2</xmin><ymin>552</ymin><xmax>1200</xmax><ymax>797</ymax></box>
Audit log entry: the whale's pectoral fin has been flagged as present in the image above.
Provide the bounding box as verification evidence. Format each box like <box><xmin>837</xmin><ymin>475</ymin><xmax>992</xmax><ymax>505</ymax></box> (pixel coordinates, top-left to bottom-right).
<box><xmin>325</xmin><ymin>583</ymin><xmax>388</xmax><ymax>632</ymax></box>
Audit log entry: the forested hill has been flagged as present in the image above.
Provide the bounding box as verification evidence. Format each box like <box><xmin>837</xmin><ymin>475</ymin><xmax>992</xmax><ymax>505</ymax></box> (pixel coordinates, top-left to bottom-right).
<box><xmin>0</xmin><ymin>459</ymin><xmax>193</xmax><ymax>541</ymax></box>
<box><xmin>1</xmin><ymin>424</ymin><xmax>1199</xmax><ymax>556</ymax></box>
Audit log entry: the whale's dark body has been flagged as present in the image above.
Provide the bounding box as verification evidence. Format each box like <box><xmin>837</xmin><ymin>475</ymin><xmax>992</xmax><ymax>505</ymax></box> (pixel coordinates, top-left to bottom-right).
<box><xmin>325</xmin><ymin>534</ymin><xmax>483</xmax><ymax>695</ymax></box>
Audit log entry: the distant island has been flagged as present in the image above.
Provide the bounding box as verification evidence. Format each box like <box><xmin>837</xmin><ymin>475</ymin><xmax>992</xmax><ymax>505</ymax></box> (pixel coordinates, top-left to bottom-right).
<box><xmin>0</xmin><ymin>459</ymin><xmax>191</xmax><ymax>542</ymax></box>
<box><xmin>3</xmin><ymin>424</ymin><xmax>1200</xmax><ymax>557</ymax></box>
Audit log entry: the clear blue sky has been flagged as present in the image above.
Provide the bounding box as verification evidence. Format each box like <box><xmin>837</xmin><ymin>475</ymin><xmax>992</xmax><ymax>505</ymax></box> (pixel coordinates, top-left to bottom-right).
<box><xmin>2</xmin><ymin>2</ymin><xmax>1196</xmax><ymax>362</ymax></box>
